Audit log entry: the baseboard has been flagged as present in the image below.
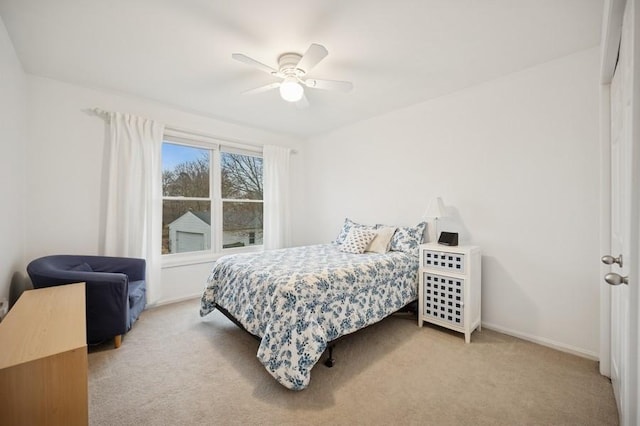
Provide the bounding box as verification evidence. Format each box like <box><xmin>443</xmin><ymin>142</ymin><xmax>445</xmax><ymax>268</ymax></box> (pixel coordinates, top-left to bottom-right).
<box><xmin>481</xmin><ymin>322</ymin><xmax>599</xmax><ymax>361</ymax></box>
<box><xmin>148</xmin><ymin>293</ymin><xmax>201</xmax><ymax>308</ymax></box>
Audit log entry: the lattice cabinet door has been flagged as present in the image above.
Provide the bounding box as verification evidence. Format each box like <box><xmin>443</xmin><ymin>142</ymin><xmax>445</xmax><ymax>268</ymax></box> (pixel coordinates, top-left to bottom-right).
<box><xmin>423</xmin><ymin>273</ymin><xmax>464</xmax><ymax>325</ymax></box>
<box><xmin>418</xmin><ymin>243</ymin><xmax>481</xmax><ymax>343</ymax></box>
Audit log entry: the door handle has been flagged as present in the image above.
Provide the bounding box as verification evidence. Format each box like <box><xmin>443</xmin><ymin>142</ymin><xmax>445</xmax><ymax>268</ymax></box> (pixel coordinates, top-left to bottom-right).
<box><xmin>604</xmin><ymin>273</ymin><xmax>629</xmax><ymax>286</ymax></box>
<box><xmin>601</xmin><ymin>254</ymin><xmax>623</xmax><ymax>267</ymax></box>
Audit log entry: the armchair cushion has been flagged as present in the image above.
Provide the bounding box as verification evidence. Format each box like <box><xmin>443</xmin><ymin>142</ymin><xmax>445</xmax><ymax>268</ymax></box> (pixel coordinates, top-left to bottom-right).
<box><xmin>128</xmin><ymin>280</ymin><xmax>146</xmax><ymax>329</ymax></box>
<box><xmin>27</xmin><ymin>255</ymin><xmax>146</xmax><ymax>345</ymax></box>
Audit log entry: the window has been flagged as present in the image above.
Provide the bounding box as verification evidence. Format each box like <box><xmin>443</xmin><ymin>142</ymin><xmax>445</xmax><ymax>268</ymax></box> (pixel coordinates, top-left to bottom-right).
<box><xmin>162</xmin><ymin>143</ymin><xmax>211</xmax><ymax>255</ymax></box>
<box><xmin>161</xmin><ymin>137</ymin><xmax>263</xmax><ymax>257</ymax></box>
<box><xmin>221</xmin><ymin>151</ymin><xmax>264</xmax><ymax>248</ymax></box>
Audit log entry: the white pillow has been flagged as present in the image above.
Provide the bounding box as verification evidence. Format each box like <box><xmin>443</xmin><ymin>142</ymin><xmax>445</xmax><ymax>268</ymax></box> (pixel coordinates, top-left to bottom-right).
<box><xmin>339</xmin><ymin>228</ymin><xmax>377</xmax><ymax>254</ymax></box>
<box><xmin>366</xmin><ymin>227</ymin><xmax>397</xmax><ymax>254</ymax></box>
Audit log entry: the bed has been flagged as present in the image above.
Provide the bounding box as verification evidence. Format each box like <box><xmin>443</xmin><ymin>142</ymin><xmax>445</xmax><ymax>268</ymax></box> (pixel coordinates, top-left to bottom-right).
<box><xmin>200</xmin><ymin>241</ymin><xmax>419</xmax><ymax>390</ymax></box>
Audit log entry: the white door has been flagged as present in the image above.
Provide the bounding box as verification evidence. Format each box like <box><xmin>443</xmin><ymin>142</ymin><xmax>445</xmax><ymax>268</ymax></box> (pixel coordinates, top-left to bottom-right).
<box><xmin>609</xmin><ymin>49</ymin><xmax>630</xmax><ymax>425</ymax></box>
<box><xmin>606</xmin><ymin>2</ymin><xmax>637</xmax><ymax>424</ymax></box>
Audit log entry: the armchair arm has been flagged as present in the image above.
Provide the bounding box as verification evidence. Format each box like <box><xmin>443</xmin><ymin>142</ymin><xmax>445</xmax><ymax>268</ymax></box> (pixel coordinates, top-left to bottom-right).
<box><xmin>84</xmin><ymin>256</ymin><xmax>146</xmax><ymax>281</ymax></box>
<box><xmin>82</xmin><ymin>272</ymin><xmax>129</xmax><ymax>343</ymax></box>
<box><xmin>26</xmin><ymin>268</ymin><xmax>101</xmax><ymax>289</ymax></box>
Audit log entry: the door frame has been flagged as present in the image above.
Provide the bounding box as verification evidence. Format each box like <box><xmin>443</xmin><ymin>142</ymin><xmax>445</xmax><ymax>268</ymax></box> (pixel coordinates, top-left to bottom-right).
<box><xmin>600</xmin><ymin>0</ymin><xmax>640</xmax><ymax>424</ymax></box>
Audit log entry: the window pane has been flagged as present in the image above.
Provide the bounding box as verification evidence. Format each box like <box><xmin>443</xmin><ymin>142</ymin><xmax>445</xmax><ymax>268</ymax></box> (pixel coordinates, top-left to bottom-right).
<box><xmin>223</xmin><ymin>201</ymin><xmax>263</xmax><ymax>248</ymax></box>
<box><xmin>163</xmin><ymin>143</ymin><xmax>210</xmax><ymax>197</ymax></box>
<box><xmin>162</xmin><ymin>200</ymin><xmax>211</xmax><ymax>254</ymax></box>
<box><xmin>221</xmin><ymin>152</ymin><xmax>263</xmax><ymax>200</ymax></box>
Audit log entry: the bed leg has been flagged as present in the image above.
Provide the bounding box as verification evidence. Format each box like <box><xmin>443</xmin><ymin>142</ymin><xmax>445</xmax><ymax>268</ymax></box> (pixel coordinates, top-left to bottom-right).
<box><xmin>324</xmin><ymin>344</ymin><xmax>335</xmax><ymax>368</ymax></box>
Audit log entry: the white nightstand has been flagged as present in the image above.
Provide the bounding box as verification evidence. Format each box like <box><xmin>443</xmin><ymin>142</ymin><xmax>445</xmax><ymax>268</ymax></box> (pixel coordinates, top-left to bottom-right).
<box><xmin>418</xmin><ymin>243</ymin><xmax>481</xmax><ymax>343</ymax></box>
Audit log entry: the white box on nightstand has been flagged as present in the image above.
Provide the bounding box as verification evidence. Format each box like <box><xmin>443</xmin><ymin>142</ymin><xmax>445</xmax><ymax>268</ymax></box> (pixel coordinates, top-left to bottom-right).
<box><xmin>418</xmin><ymin>243</ymin><xmax>481</xmax><ymax>343</ymax></box>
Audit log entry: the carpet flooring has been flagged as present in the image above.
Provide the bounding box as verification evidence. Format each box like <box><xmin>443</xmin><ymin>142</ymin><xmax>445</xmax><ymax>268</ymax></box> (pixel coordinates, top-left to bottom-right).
<box><xmin>88</xmin><ymin>299</ymin><xmax>618</xmax><ymax>425</ymax></box>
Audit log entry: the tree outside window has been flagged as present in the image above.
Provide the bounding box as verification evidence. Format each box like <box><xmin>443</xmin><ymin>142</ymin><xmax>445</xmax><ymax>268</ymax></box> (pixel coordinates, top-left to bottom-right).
<box><xmin>221</xmin><ymin>152</ymin><xmax>263</xmax><ymax>248</ymax></box>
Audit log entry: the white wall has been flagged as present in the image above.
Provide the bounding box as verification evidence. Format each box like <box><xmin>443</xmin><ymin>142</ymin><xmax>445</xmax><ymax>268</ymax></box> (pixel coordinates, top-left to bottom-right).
<box><xmin>0</xmin><ymin>16</ymin><xmax>27</xmax><ymax>305</ymax></box>
<box><xmin>26</xmin><ymin>76</ymin><xmax>303</xmax><ymax>305</ymax></box>
<box><xmin>299</xmin><ymin>48</ymin><xmax>601</xmax><ymax>357</ymax></box>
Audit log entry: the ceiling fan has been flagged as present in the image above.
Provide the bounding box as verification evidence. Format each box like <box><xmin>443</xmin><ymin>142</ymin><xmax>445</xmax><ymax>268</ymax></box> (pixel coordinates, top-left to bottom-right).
<box><xmin>232</xmin><ymin>43</ymin><xmax>353</xmax><ymax>107</ymax></box>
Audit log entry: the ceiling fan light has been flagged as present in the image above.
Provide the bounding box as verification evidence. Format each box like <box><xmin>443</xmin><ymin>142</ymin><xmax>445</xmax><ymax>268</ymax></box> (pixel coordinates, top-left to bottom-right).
<box><xmin>279</xmin><ymin>78</ymin><xmax>304</xmax><ymax>102</ymax></box>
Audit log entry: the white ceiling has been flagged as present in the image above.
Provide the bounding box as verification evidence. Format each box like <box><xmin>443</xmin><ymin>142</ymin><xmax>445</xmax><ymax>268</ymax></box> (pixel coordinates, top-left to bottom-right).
<box><xmin>0</xmin><ymin>0</ymin><xmax>603</xmax><ymax>138</ymax></box>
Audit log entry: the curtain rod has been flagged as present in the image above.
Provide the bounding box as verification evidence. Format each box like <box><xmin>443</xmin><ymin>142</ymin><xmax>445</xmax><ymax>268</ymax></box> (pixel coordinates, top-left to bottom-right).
<box><xmin>87</xmin><ymin>107</ymin><xmax>298</xmax><ymax>154</ymax></box>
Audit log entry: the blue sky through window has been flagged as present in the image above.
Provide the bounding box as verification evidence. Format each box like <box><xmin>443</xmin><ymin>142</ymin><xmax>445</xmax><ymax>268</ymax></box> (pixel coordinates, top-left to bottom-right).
<box><xmin>162</xmin><ymin>142</ymin><xmax>208</xmax><ymax>171</ymax></box>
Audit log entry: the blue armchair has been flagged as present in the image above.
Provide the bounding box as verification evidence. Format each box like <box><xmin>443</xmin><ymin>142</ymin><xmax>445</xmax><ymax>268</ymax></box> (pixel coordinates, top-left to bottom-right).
<box><xmin>26</xmin><ymin>255</ymin><xmax>146</xmax><ymax>348</ymax></box>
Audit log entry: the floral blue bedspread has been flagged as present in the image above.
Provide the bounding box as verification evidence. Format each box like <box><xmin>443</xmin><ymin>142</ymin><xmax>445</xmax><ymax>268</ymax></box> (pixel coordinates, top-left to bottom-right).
<box><xmin>200</xmin><ymin>244</ymin><xmax>418</xmax><ymax>390</ymax></box>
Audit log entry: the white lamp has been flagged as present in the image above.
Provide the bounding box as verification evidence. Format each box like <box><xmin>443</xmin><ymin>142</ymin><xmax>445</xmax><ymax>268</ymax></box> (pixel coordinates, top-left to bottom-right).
<box><xmin>279</xmin><ymin>77</ymin><xmax>304</xmax><ymax>102</ymax></box>
<box><xmin>424</xmin><ymin>197</ymin><xmax>447</xmax><ymax>240</ymax></box>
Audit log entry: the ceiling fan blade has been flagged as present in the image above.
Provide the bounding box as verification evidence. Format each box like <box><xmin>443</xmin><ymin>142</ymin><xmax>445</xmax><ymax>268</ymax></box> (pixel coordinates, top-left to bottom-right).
<box><xmin>295</xmin><ymin>94</ymin><xmax>310</xmax><ymax>109</ymax></box>
<box><xmin>242</xmin><ymin>82</ymin><xmax>280</xmax><ymax>95</ymax></box>
<box><xmin>303</xmin><ymin>78</ymin><xmax>353</xmax><ymax>92</ymax></box>
<box><xmin>232</xmin><ymin>53</ymin><xmax>278</xmax><ymax>75</ymax></box>
<box><xmin>295</xmin><ymin>43</ymin><xmax>328</xmax><ymax>74</ymax></box>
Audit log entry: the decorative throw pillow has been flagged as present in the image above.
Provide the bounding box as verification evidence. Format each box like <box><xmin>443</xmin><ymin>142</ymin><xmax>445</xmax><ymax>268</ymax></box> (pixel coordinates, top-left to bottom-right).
<box><xmin>334</xmin><ymin>218</ymin><xmax>376</xmax><ymax>244</ymax></box>
<box><xmin>386</xmin><ymin>222</ymin><xmax>427</xmax><ymax>254</ymax></box>
<box><xmin>334</xmin><ymin>218</ymin><xmax>356</xmax><ymax>244</ymax></box>
<box><xmin>339</xmin><ymin>228</ymin><xmax>377</xmax><ymax>254</ymax></box>
<box><xmin>366</xmin><ymin>227</ymin><xmax>397</xmax><ymax>254</ymax></box>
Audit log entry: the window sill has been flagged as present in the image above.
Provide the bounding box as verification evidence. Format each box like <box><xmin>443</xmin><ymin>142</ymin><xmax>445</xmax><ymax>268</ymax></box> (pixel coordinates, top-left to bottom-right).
<box><xmin>161</xmin><ymin>245</ymin><xmax>264</xmax><ymax>269</ymax></box>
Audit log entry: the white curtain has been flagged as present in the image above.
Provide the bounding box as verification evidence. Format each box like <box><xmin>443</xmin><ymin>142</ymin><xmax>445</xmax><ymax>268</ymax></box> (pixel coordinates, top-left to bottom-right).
<box><xmin>103</xmin><ymin>112</ymin><xmax>164</xmax><ymax>304</ymax></box>
<box><xmin>263</xmin><ymin>145</ymin><xmax>292</xmax><ymax>250</ymax></box>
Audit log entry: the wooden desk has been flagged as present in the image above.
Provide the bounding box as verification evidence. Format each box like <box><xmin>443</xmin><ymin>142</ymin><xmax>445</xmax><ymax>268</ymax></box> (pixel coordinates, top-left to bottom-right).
<box><xmin>0</xmin><ymin>283</ymin><xmax>88</xmax><ymax>426</ymax></box>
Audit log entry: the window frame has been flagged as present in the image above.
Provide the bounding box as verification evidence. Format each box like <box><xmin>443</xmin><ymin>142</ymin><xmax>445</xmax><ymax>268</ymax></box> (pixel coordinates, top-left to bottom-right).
<box><xmin>161</xmin><ymin>133</ymin><xmax>264</xmax><ymax>268</ymax></box>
